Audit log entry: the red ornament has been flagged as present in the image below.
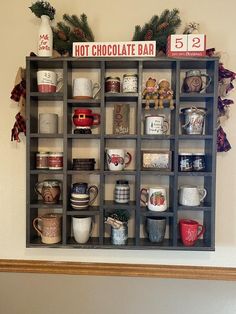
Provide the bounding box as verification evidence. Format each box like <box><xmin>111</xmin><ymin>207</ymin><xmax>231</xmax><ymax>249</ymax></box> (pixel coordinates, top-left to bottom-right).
<box><xmin>144</xmin><ymin>30</ymin><xmax>153</xmax><ymax>41</ymax></box>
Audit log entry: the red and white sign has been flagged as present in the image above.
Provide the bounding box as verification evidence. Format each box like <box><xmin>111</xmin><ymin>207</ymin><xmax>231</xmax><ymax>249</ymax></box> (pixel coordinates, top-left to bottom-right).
<box><xmin>73</xmin><ymin>41</ymin><xmax>156</xmax><ymax>58</ymax></box>
<box><xmin>167</xmin><ymin>34</ymin><xmax>206</xmax><ymax>57</ymax></box>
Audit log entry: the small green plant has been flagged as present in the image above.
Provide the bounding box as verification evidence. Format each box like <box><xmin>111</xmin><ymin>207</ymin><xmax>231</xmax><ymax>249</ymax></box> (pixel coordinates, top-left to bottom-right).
<box><xmin>29</xmin><ymin>1</ymin><xmax>56</xmax><ymax>20</ymax></box>
<box><xmin>106</xmin><ymin>209</ymin><xmax>130</xmax><ymax>223</ymax></box>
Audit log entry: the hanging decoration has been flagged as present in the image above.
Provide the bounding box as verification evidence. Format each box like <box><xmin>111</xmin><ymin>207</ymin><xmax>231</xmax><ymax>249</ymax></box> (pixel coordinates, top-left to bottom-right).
<box><xmin>207</xmin><ymin>48</ymin><xmax>236</xmax><ymax>152</ymax></box>
<box><xmin>10</xmin><ymin>67</ymin><xmax>26</xmax><ymax>142</ymax></box>
<box><xmin>52</xmin><ymin>14</ymin><xmax>95</xmax><ymax>56</ymax></box>
<box><xmin>132</xmin><ymin>9</ymin><xmax>181</xmax><ymax>54</ymax></box>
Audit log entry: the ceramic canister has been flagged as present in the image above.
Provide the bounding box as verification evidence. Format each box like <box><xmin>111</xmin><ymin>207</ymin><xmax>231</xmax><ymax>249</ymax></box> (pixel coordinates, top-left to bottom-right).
<box><xmin>39</xmin><ymin>113</ymin><xmax>58</xmax><ymax>134</ymax></box>
<box><xmin>122</xmin><ymin>74</ymin><xmax>138</xmax><ymax>93</ymax></box>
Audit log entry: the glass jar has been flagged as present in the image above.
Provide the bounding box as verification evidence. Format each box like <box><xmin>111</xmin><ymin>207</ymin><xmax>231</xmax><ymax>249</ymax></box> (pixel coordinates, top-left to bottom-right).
<box><xmin>114</xmin><ymin>180</ymin><xmax>130</xmax><ymax>204</ymax></box>
<box><xmin>36</xmin><ymin>152</ymin><xmax>49</xmax><ymax>169</ymax></box>
<box><xmin>178</xmin><ymin>153</ymin><xmax>193</xmax><ymax>172</ymax></box>
<box><xmin>192</xmin><ymin>153</ymin><xmax>206</xmax><ymax>171</ymax></box>
<box><xmin>48</xmin><ymin>152</ymin><xmax>63</xmax><ymax>170</ymax></box>
<box><xmin>123</xmin><ymin>74</ymin><xmax>138</xmax><ymax>93</ymax></box>
<box><xmin>105</xmin><ymin>77</ymin><xmax>120</xmax><ymax>93</ymax></box>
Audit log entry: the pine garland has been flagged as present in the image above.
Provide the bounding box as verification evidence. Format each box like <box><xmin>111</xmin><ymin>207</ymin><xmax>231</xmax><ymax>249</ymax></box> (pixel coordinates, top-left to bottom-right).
<box><xmin>52</xmin><ymin>13</ymin><xmax>95</xmax><ymax>55</ymax></box>
<box><xmin>132</xmin><ymin>8</ymin><xmax>181</xmax><ymax>53</ymax></box>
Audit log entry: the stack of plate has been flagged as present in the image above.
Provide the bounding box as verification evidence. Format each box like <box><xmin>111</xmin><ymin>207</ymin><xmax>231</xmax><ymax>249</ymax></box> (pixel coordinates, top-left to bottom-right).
<box><xmin>72</xmin><ymin>158</ymin><xmax>96</xmax><ymax>170</ymax></box>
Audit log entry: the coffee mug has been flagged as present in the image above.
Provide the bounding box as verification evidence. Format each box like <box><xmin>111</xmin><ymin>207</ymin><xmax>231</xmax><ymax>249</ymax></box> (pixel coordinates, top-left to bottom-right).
<box><xmin>179</xmin><ymin>219</ymin><xmax>205</xmax><ymax>246</ymax></box>
<box><xmin>146</xmin><ymin>217</ymin><xmax>166</xmax><ymax>243</ymax></box>
<box><xmin>73</xmin><ymin>78</ymin><xmax>101</xmax><ymax>99</ymax></box>
<box><xmin>72</xmin><ymin>216</ymin><xmax>94</xmax><ymax>244</ymax></box>
<box><xmin>145</xmin><ymin>115</ymin><xmax>169</xmax><ymax>135</ymax></box>
<box><xmin>72</xmin><ymin>109</ymin><xmax>100</xmax><ymax>128</ymax></box>
<box><xmin>106</xmin><ymin>149</ymin><xmax>132</xmax><ymax>171</ymax></box>
<box><xmin>39</xmin><ymin>113</ymin><xmax>58</xmax><ymax>134</ymax></box>
<box><xmin>182</xmin><ymin>70</ymin><xmax>212</xmax><ymax>93</ymax></box>
<box><xmin>140</xmin><ymin>187</ymin><xmax>167</xmax><ymax>212</ymax></box>
<box><xmin>71</xmin><ymin>182</ymin><xmax>98</xmax><ymax>209</ymax></box>
<box><xmin>37</xmin><ymin>70</ymin><xmax>63</xmax><ymax>93</ymax></box>
<box><xmin>33</xmin><ymin>213</ymin><xmax>62</xmax><ymax>244</ymax></box>
<box><xmin>35</xmin><ymin>180</ymin><xmax>61</xmax><ymax>204</ymax></box>
<box><xmin>178</xmin><ymin>185</ymin><xmax>207</xmax><ymax>206</ymax></box>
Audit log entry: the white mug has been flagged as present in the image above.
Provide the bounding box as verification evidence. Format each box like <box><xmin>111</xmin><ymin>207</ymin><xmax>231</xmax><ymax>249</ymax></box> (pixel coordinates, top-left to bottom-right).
<box><xmin>39</xmin><ymin>113</ymin><xmax>58</xmax><ymax>134</ymax></box>
<box><xmin>145</xmin><ymin>115</ymin><xmax>169</xmax><ymax>135</ymax></box>
<box><xmin>73</xmin><ymin>78</ymin><xmax>101</xmax><ymax>99</ymax></box>
<box><xmin>106</xmin><ymin>149</ymin><xmax>132</xmax><ymax>171</ymax></box>
<box><xmin>72</xmin><ymin>216</ymin><xmax>93</xmax><ymax>244</ymax></box>
<box><xmin>37</xmin><ymin>70</ymin><xmax>63</xmax><ymax>93</ymax></box>
<box><xmin>179</xmin><ymin>185</ymin><xmax>207</xmax><ymax>206</ymax></box>
<box><xmin>141</xmin><ymin>187</ymin><xmax>168</xmax><ymax>211</ymax></box>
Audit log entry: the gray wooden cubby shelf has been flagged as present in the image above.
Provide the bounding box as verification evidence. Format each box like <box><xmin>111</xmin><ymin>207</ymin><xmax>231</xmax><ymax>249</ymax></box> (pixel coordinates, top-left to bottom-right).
<box><xmin>26</xmin><ymin>56</ymin><xmax>218</xmax><ymax>250</ymax></box>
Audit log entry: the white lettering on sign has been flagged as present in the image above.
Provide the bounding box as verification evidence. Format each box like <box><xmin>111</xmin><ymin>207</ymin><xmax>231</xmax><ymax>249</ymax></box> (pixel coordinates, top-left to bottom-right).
<box><xmin>73</xmin><ymin>41</ymin><xmax>156</xmax><ymax>58</ymax></box>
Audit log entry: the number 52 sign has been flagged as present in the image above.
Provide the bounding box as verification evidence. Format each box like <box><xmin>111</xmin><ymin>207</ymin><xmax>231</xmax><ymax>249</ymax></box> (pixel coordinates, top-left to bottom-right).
<box><xmin>167</xmin><ymin>34</ymin><xmax>206</xmax><ymax>57</ymax></box>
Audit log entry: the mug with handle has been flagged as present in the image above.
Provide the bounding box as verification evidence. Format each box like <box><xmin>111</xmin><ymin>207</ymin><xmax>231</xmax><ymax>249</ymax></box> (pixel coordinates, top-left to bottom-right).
<box><xmin>178</xmin><ymin>185</ymin><xmax>207</xmax><ymax>206</ymax></box>
<box><xmin>37</xmin><ymin>70</ymin><xmax>63</xmax><ymax>93</ymax></box>
<box><xmin>33</xmin><ymin>213</ymin><xmax>62</xmax><ymax>244</ymax></box>
<box><xmin>73</xmin><ymin>78</ymin><xmax>101</xmax><ymax>99</ymax></box>
<box><xmin>179</xmin><ymin>219</ymin><xmax>205</xmax><ymax>246</ymax></box>
<box><xmin>182</xmin><ymin>69</ymin><xmax>212</xmax><ymax>93</ymax></box>
<box><xmin>140</xmin><ymin>187</ymin><xmax>167</xmax><ymax>212</ymax></box>
<box><xmin>106</xmin><ymin>148</ymin><xmax>132</xmax><ymax>171</ymax></box>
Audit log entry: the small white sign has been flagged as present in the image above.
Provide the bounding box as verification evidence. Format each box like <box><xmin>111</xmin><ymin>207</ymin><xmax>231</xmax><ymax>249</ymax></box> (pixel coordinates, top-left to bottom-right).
<box><xmin>73</xmin><ymin>41</ymin><xmax>156</xmax><ymax>58</ymax></box>
<box><xmin>167</xmin><ymin>34</ymin><xmax>206</xmax><ymax>57</ymax></box>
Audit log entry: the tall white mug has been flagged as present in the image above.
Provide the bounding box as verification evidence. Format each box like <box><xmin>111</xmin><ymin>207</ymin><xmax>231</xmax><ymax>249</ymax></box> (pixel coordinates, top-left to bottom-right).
<box><xmin>37</xmin><ymin>70</ymin><xmax>63</xmax><ymax>93</ymax></box>
<box><xmin>72</xmin><ymin>216</ymin><xmax>93</xmax><ymax>244</ymax></box>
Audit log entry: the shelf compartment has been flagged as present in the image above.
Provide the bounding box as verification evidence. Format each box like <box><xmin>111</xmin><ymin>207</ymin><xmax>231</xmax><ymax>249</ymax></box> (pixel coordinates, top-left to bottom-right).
<box><xmin>27</xmin><ymin>237</ymin><xmax>63</xmax><ymax>248</ymax></box>
<box><xmin>67</xmin><ymin>208</ymin><xmax>100</xmax><ymax>215</ymax></box>
<box><xmin>105</xmin><ymin>92</ymin><xmax>138</xmax><ymax>102</ymax></box>
<box><xmin>103</xmin><ymin>200</ymin><xmax>136</xmax><ymax>209</ymax></box>
<box><xmin>30</xmin><ymin>133</ymin><xmax>63</xmax><ymax>138</ymax></box>
<box><xmin>30</xmin><ymin>169</ymin><xmax>63</xmax><ymax>175</ymax></box>
<box><xmin>140</xmin><ymin>208</ymin><xmax>174</xmax><ymax>217</ymax></box>
<box><xmin>178</xmin><ymin>135</ymin><xmax>213</xmax><ymax>140</ymax></box>
<box><xmin>141</xmin><ymin>170</ymin><xmax>174</xmax><ymax>176</ymax></box>
<box><xmin>29</xmin><ymin>200</ymin><xmax>63</xmax><ymax>208</ymax></box>
<box><xmin>176</xmin><ymin>239</ymin><xmax>214</xmax><ymax>250</ymax></box>
<box><xmin>177</xmin><ymin>205</ymin><xmax>212</xmax><ymax>211</ymax></box>
<box><xmin>104</xmin><ymin>135</ymin><xmax>137</xmax><ymax>140</ymax></box>
<box><xmin>66</xmin><ymin>237</ymin><xmax>100</xmax><ymax>247</ymax></box>
<box><xmin>138</xmin><ymin>238</ymin><xmax>173</xmax><ymax>249</ymax></box>
<box><xmin>178</xmin><ymin>172</ymin><xmax>212</xmax><ymax>177</ymax></box>
<box><xmin>67</xmin><ymin>99</ymin><xmax>101</xmax><ymax>107</ymax></box>
<box><xmin>180</xmin><ymin>93</ymin><xmax>214</xmax><ymax>101</ymax></box>
<box><xmin>30</xmin><ymin>92</ymin><xmax>63</xmax><ymax>101</ymax></box>
<box><xmin>67</xmin><ymin>134</ymin><xmax>100</xmax><ymax>139</ymax></box>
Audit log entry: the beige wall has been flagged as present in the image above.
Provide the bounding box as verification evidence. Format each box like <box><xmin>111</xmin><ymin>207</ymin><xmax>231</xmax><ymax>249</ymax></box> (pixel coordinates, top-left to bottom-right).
<box><xmin>1</xmin><ymin>0</ymin><xmax>235</xmax><ymax>266</ymax></box>
<box><xmin>1</xmin><ymin>1</ymin><xmax>236</xmax><ymax>313</ymax></box>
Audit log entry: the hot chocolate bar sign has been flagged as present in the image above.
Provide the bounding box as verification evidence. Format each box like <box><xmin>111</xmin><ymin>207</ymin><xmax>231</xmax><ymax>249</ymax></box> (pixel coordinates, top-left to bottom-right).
<box><xmin>73</xmin><ymin>41</ymin><xmax>156</xmax><ymax>58</ymax></box>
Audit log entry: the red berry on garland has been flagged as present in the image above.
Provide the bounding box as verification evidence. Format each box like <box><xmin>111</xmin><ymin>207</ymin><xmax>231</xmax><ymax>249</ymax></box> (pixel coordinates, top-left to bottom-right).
<box><xmin>74</xmin><ymin>27</ymin><xmax>85</xmax><ymax>39</ymax></box>
<box><xmin>57</xmin><ymin>30</ymin><xmax>67</xmax><ymax>41</ymax></box>
<box><xmin>144</xmin><ymin>29</ymin><xmax>153</xmax><ymax>41</ymax></box>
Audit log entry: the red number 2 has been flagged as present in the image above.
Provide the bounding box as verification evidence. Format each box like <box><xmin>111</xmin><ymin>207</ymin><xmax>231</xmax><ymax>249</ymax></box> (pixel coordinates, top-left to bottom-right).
<box><xmin>192</xmin><ymin>37</ymin><xmax>200</xmax><ymax>48</ymax></box>
<box><xmin>175</xmin><ymin>38</ymin><xmax>183</xmax><ymax>49</ymax></box>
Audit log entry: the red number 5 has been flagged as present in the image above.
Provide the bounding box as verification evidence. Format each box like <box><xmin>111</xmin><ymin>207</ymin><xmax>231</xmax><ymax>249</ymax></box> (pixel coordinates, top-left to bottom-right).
<box><xmin>192</xmin><ymin>37</ymin><xmax>200</xmax><ymax>48</ymax></box>
<box><xmin>175</xmin><ymin>38</ymin><xmax>183</xmax><ymax>49</ymax></box>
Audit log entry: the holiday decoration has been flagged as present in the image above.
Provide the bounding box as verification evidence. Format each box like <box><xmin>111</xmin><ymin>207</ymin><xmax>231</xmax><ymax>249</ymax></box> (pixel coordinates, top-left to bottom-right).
<box><xmin>158</xmin><ymin>79</ymin><xmax>174</xmax><ymax>110</ymax></box>
<box><xmin>132</xmin><ymin>9</ymin><xmax>181</xmax><ymax>54</ymax></box>
<box><xmin>29</xmin><ymin>1</ymin><xmax>55</xmax><ymax>57</ymax></box>
<box><xmin>142</xmin><ymin>77</ymin><xmax>159</xmax><ymax>110</ymax></box>
<box><xmin>29</xmin><ymin>1</ymin><xmax>56</xmax><ymax>20</ymax></box>
<box><xmin>10</xmin><ymin>67</ymin><xmax>26</xmax><ymax>142</ymax></box>
<box><xmin>183</xmin><ymin>22</ymin><xmax>200</xmax><ymax>34</ymax></box>
<box><xmin>206</xmin><ymin>48</ymin><xmax>236</xmax><ymax>152</ymax></box>
<box><xmin>53</xmin><ymin>14</ymin><xmax>95</xmax><ymax>56</ymax></box>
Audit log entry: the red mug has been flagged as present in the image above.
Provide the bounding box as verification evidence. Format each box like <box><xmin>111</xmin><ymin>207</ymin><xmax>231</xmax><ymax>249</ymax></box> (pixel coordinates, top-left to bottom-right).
<box><xmin>73</xmin><ymin>109</ymin><xmax>100</xmax><ymax>127</ymax></box>
<box><xmin>179</xmin><ymin>219</ymin><xmax>205</xmax><ymax>246</ymax></box>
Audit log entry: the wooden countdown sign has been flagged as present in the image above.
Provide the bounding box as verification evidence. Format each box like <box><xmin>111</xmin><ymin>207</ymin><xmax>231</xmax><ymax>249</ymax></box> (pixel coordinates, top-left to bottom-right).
<box><xmin>167</xmin><ymin>34</ymin><xmax>206</xmax><ymax>57</ymax></box>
